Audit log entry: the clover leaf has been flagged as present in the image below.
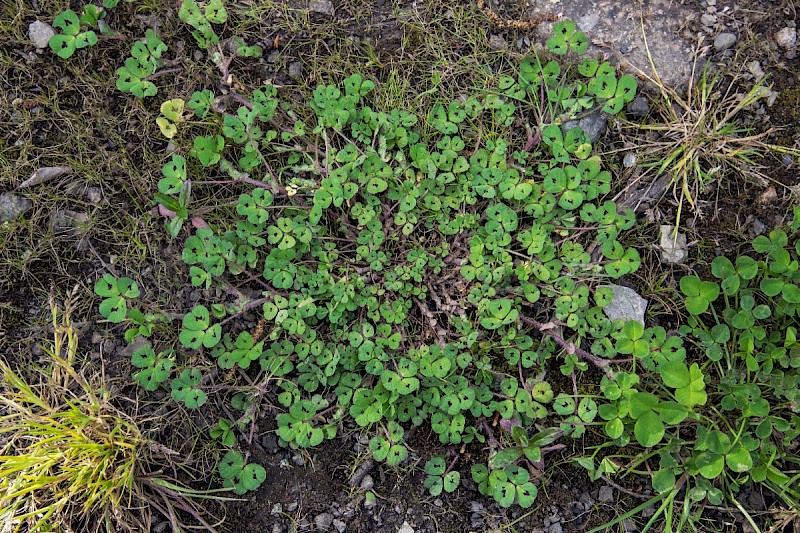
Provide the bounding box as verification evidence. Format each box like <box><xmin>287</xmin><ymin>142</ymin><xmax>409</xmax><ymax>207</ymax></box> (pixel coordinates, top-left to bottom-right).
<box><xmin>679</xmin><ymin>275</ymin><xmax>720</xmax><ymax>315</ymax></box>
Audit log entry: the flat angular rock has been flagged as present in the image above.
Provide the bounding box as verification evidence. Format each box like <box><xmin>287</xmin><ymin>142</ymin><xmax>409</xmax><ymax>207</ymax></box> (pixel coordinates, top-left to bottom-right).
<box><xmin>600</xmin><ymin>284</ymin><xmax>648</xmax><ymax>326</ymax></box>
<box><xmin>659</xmin><ymin>224</ymin><xmax>688</xmax><ymax>264</ymax></box>
<box><xmin>309</xmin><ymin>0</ymin><xmax>334</xmax><ymax>16</ymax></box>
<box><xmin>714</xmin><ymin>32</ymin><xmax>737</xmax><ymax>52</ymax></box>
<box><xmin>29</xmin><ymin>21</ymin><xmax>55</xmax><ymax>50</ymax></box>
<box><xmin>0</xmin><ymin>193</ymin><xmax>32</xmax><ymax>221</ymax></box>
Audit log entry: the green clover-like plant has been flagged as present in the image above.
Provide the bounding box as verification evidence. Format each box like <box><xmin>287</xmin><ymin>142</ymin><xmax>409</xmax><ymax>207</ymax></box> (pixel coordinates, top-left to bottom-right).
<box><xmin>211</xmin><ymin>418</ymin><xmax>236</xmax><ymax>447</ymax></box>
<box><xmin>546</xmin><ymin>20</ymin><xmax>588</xmax><ymax>56</ymax></box>
<box><xmin>423</xmin><ymin>456</ymin><xmax>460</xmax><ymax>496</ymax></box>
<box><xmin>276</xmin><ymin>397</ymin><xmax>334</xmax><ymax>448</ymax></box>
<box><xmin>94</xmin><ymin>273</ymin><xmax>140</xmax><ymax>323</ymax></box>
<box><xmin>218</xmin><ymin>450</ymin><xmax>266</xmax><ymax>494</ymax></box>
<box><xmin>679</xmin><ymin>275</ymin><xmax>720</xmax><ymax>315</ymax></box>
<box><xmin>49</xmin><ymin>9</ymin><xmax>98</xmax><ymax>59</ymax></box>
<box><xmin>115</xmin><ymin>29</ymin><xmax>167</xmax><ymax>98</ymax></box>
<box><xmin>130</xmin><ymin>344</ymin><xmax>173</xmax><ymax>391</ymax></box>
<box><xmin>369</xmin><ymin>420</ymin><xmax>408</xmax><ymax>466</ymax></box>
<box><xmin>171</xmin><ymin>368</ymin><xmax>207</xmax><ymax>408</ymax></box>
<box><xmin>179</xmin><ymin>305</ymin><xmax>222</xmax><ymax>349</ymax></box>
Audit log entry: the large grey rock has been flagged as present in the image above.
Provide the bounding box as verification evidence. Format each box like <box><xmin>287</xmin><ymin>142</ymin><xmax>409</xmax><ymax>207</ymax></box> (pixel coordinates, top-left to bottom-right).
<box><xmin>530</xmin><ymin>0</ymin><xmax>696</xmax><ymax>87</ymax></box>
<box><xmin>29</xmin><ymin>21</ymin><xmax>55</xmax><ymax>49</ymax></box>
<box><xmin>600</xmin><ymin>284</ymin><xmax>648</xmax><ymax>326</ymax></box>
<box><xmin>714</xmin><ymin>32</ymin><xmax>737</xmax><ymax>52</ymax></box>
<box><xmin>0</xmin><ymin>193</ymin><xmax>32</xmax><ymax>221</ymax></box>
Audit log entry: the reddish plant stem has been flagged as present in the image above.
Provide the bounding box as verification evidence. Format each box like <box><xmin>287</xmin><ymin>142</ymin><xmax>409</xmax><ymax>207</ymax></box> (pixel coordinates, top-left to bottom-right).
<box><xmin>519</xmin><ymin>315</ymin><xmax>616</xmax><ymax>379</ymax></box>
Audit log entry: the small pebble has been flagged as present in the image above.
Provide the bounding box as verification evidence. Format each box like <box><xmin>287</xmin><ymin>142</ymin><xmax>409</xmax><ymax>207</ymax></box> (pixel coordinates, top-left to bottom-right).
<box><xmin>333</xmin><ymin>519</ymin><xmax>346</xmax><ymax>533</ymax></box>
<box><xmin>360</xmin><ymin>474</ymin><xmax>374</xmax><ymax>491</ymax></box>
<box><xmin>714</xmin><ymin>32</ymin><xmax>737</xmax><ymax>52</ymax></box>
<box><xmin>488</xmin><ymin>34</ymin><xmax>507</xmax><ymax>51</ymax></box>
<box><xmin>598</xmin><ymin>485</ymin><xmax>615</xmax><ymax>503</ymax></box>
<box><xmin>700</xmin><ymin>14</ymin><xmax>717</xmax><ymax>26</ymax></box>
<box><xmin>28</xmin><ymin>20</ymin><xmax>55</xmax><ymax>49</ymax></box>
<box><xmin>397</xmin><ymin>522</ymin><xmax>415</xmax><ymax>533</ymax></box>
<box><xmin>776</xmin><ymin>27</ymin><xmax>797</xmax><ymax>49</ymax></box>
<box><xmin>623</xmin><ymin>152</ymin><xmax>637</xmax><ymax>167</ymax></box>
<box><xmin>87</xmin><ymin>187</ymin><xmax>103</xmax><ymax>204</ymax></box>
<box><xmin>288</xmin><ymin>61</ymin><xmax>303</xmax><ymax>80</ymax></box>
<box><xmin>314</xmin><ymin>512</ymin><xmax>334</xmax><ymax>531</ymax></box>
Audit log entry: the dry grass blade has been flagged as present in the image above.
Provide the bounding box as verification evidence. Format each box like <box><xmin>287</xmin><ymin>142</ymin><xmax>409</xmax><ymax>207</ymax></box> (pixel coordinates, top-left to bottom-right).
<box><xmin>0</xmin><ymin>295</ymin><xmax>221</xmax><ymax>533</ymax></box>
<box><xmin>617</xmin><ymin>18</ymin><xmax>800</xmax><ymax>231</ymax></box>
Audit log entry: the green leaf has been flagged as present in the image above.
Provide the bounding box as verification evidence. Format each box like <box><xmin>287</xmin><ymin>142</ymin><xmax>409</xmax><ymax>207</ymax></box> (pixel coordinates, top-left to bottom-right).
<box><xmin>53</xmin><ymin>9</ymin><xmax>81</xmax><ymax>36</ymax></box>
<box><xmin>652</xmin><ymin>469</ymin><xmax>676</xmax><ymax>493</ymax></box>
<box><xmin>49</xmin><ymin>34</ymin><xmax>77</xmax><ymax>58</ymax></box>
<box><xmin>240</xmin><ymin>463</ymin><xmax>267</xmax><ymax>490</ymax></box>
<box><xmin>205</xmin><ymin>0</ymin><xmax>228</xmax><ymax>23</ymax></box>
<box><xmin>634</xmin><ymin>410</ymin><xmax>664</xmax><ymax>447</ymax></box>
<box><xmin>99</xmin><ymin>296</ymin><xmax>126</xmax><ymax>323</ymax></box>
<box><xmin>219</xmin><ymin>450</ymin><xmax>244</xmax><ymax>478</ymax></box>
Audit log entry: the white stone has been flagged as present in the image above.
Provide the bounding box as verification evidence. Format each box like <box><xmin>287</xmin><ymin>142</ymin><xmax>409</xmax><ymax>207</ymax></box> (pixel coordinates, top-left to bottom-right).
<box><xmin>397</xmin><ymin>522</ymin><xmax>414</xmax><ymax>533</ymax></box>
<box><xmin>776</xmin><ymin>27</ymin><xmax>797</xmax><ymax>49</ymax></box>
<box><xmin>29</xmin><ymin>20</ymin><xmax>55</xmax><ymax>49</ymax></box>
<box><xmin>600</xmin><ymin>284</ymin><xmax>648</xmax><ymax>326</ymax></box>
<box><xmin>659</xmin><ymin>224</ymin><xmax>688</xmax><ymax>264</ymax></box>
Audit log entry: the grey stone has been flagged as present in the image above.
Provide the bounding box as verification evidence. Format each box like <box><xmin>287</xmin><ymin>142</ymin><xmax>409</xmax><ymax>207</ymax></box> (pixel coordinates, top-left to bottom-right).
<box><xmin>714</xmin><ymin>32</ymin><xmax>737</xmax><ymax>52</ymax></box>
<box><xmin>747</xmin><ymin>60</ymin><xmax>765</xmax><ymax>80</ymax></box>
<box><xmin>776</xmin><ymin>27</ymin><xmax>797</xmax><ymax>48</ymax></box>
<box><xmin>563</xmin><ymin>109</ymin><xmax>607</xmax><ymax>143</ymax></box>
<box><xmin>659</xmin><ymin>224</ymin><xmax>688</xmax><ymax>264</ymax></box>
<box><xmin>360</xmin><ymin>474</ymin><xmax>374</xmax><ymax>491</ymax></box>
<box><xmin>0</xmin><ymin>193</ymin><xmax>32</xmax><ymax>221</ymax></box>
<box><xmin>285</xmin><ymin>501</ymin><xmax>298</xmax><ymax>512</ymax></box>
<box><xmin>314</xmin><ymin>512</ymin><xmax>334</xmax><ymax>531</ymax></box>
<box><xmin>29</xmin><ymin>20</ymin><xmax>55</xmax><ymax>49</ymax></box>
<box><xmin>87</xmin><ymin>187</ymin><xmax>103</xmax><ymax>204</ymax></box>
<box><xmin>626</xmin><ymin>96</ymin><xmax>649</xmax><ymax>117</ymax></box>
<box><xmin>598</xmin><ymin>485</ymin><xmax>615</xmax><ymax>503</ymax></box>
<box><xmin>397</xmin><ymin>522</ymin><xmax>414</xmax><ymax>533</ymax></box>
<box><xmin>488</xmin><ymin>34</ymin><xmax>507</xmax><ymax>51</ymax></box>
<box><xmin>52</xmin><ymin>210</ymin><xmax>89</xmax><ymax>234</ymax></box>
<box><xmin>533</xmin><ymin>0</ymin><xmax>695</xmax><ymax>87</ymax></box>
<box><xmin>700</xmin><ymin>14</ymin><xmax>717</xmax><ymax>26</ymax></box>
<box><xmin>262</xmin><ymin>434</ymin><xmax>279</xmax><ymax>453</ymax></box>
<box><xmin>288</xmin><ymin>61</ymin><xmax>303</xmax><ymax>80</ymax></box>
<box><xmin>623</xmin><ymin>518</ymin><xmax>638</xmax><ymax>532</ymax></box>
<box><xmin>309</xmin><ymin>0</ymin><xmax>334</xmax><ymax>16</ymax></box>
<box><xmin>548</xmin><ymin>524</ymin><xmax>563</xmax><ymax>533</ymax></box>
<box><xmin>623</xmin><ymin>152</ymin><xmax>637</xmax><ymax>168</ymax></box>
<box><xmin>600</xmin><ymin>284</ymin><xmax>648</xmax><ymax>326</ymax></box>
<box><xmin>270</xmin><ymin>503</ymin><xmax>283</xmax><ymax>516</ymax></box>
<box><xmin>333</xmin><ymin>519</ymin><xmax>346</xmax><ymax>533</ymax></box>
